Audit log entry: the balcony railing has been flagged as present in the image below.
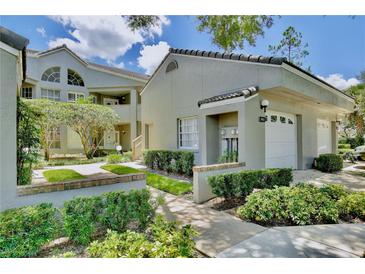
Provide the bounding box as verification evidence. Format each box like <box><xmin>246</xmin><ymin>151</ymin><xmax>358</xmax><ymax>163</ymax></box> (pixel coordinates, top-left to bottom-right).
<box><xmin>108</xmin><ymin>104</ymin><xmax>141</xmax><ymax>123</ymax></box>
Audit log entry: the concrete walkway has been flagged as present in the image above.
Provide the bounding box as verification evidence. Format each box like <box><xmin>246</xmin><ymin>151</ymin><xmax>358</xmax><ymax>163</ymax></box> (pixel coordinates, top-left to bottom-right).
<box><xmin>150</xmin><ymin>188</ymin><xmax>365</xmax><ymax>258</ymax></box>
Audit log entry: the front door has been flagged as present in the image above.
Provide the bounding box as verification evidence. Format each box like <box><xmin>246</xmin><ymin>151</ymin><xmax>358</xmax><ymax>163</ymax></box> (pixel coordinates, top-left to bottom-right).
<box><xmin>104</xmin><ymin>130</ymin><xmax>116</xmax><ymax>149</ymax></box>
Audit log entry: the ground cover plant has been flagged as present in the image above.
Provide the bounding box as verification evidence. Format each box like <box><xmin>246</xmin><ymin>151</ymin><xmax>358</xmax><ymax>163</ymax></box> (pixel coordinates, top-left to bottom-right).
<box><xmin>43</xmin><ymin>169</ymin><xmax>86</xmax><ymax>183</ymax></box>
<box><xmin>46</xmin><ymin>157</ymin><xmax>107</xmax><ymax>167</ymax></box>
<box><xmin>102</xmin><ymin>164</ymin><xmax>192</xmax><ymax>195</ymax></box>
<box><xmin>237</xmin><ymin>184</ymin><xmax>365</xmax><ymax>226</ymax></box>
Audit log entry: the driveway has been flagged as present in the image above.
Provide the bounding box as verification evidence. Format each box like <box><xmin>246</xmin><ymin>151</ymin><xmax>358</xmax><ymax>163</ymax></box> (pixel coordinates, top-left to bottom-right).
<box><xmin>292</xmin><ymin>168</ymin><xmax>365</xmax><ymax>192</ymax></box>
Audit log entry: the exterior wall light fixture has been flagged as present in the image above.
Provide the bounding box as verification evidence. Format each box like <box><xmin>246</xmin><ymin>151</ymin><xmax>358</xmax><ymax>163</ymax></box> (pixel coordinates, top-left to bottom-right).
<box><xmin>260</xmin><ymin>99</ymin><xmax>270</xmax><ymax>113</ymax></box>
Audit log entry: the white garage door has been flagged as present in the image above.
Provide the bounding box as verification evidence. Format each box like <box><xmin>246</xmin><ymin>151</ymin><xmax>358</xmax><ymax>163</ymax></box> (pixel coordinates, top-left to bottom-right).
<box><xmin>265</xmin><ymin>111</ymin><xmax>297</xmax><ymax>169</ymax></box>
<box><xmin>317</xmin><ymin>119</ymin><xmax>332</xmax><ymax>155</ymax></box>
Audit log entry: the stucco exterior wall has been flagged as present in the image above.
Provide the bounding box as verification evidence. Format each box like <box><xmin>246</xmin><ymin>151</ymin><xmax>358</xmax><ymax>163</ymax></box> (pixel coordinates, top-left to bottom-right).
<box><xmin>0</xmin><ymin>48</ymin><xmax>19</xmax><ymax>211</ymax></box>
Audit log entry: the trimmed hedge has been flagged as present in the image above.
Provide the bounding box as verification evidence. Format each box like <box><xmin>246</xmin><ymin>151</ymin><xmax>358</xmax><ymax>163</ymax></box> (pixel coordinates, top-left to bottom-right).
<box><xmin>208</xmin><ymin>168</ymin><xmax>292</xmax><ymax>199</ymax></box>
<box><xmin>338</xmin><ymin>192</ymin><xmax>365</xmax><ymax>221</ymax></box>
<box><xmin>63</xmin><ymin>189</ymin><xmax>155</xmax><ymax>245</ymax></box>
<box><xmin>315</xmin><ymin>154</ymin><xmax>343</xmax><ymax>173</ymax></box>
<box><xmin>0</xmin><ymin>203</ymin><xmax>59</xmax><ymax>258</ymax></box>
<box><xmin>237</xmin><ymin>184</ymin><xmax>340</xmax><ymax>226</ymax></box>
<box><xmin>143</xmin><ymin>150</ymin><xmax>194</xmax><ymax>177</ymax></box>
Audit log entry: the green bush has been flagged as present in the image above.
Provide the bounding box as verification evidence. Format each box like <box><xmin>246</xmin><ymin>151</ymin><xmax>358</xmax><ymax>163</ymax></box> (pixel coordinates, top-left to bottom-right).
<box><xmin>345</xmin><ymin>137</ymin><xmax>364</xmax><ymax>149</ymax></box>
<box><xmin>338</xmin><ymin>148</ymin><xmax>353</xmax><ymax>155</ymax></box>
<box><xmin>208</xmin><ymin>168</ymin><xmax>292</xmax><ymax>199</ymax></box>
<box><xmin>237</xmin><ymin>184</ymin><xmax>339</xmax><ymax>226</ymax></box>
<box><xmin>63</xmin><ymin>196</ymin><xmax>103</xmax><ymax>245</ymax></box>
<box><xmin>0</xmin><ymin>203</ymin><xmax>59</xmax><ymax>257</ymax></box>
<box><xmin>63</xmin><ymin>189</ymin><xmax>155</xmax><ymax>245</ymax></box>
<box><xmin>320</xmin><ymin>184</ymin><xmax>349</xmax><ymax>200</ymax></box>
<box><xmin>338</xmin><ymin>192</ymin><xmax>365</xmax><ymax>221</ymax></box>
<box><xmin>87</xmin><ymin>215</ymin><xmax>197</xmax><ymax>258</ymax></box>
<box><xmin>107</xmin><ymin>154</ymin><xmax>122</xmax><ymax>164</ymax></box>
<box><xmin>143</xmin><ymin>150</ymin><xmax>194</xmax><ymax>177</ymax></box>
<box><xmin>315</xmin><ymin>154</ymin><xmax>343</xmax><ymax>173</ymax></box>
<box><xmin>338</xmin><ymin>143</ymin><xmax>351</xmax><ymax>149</ymax></box>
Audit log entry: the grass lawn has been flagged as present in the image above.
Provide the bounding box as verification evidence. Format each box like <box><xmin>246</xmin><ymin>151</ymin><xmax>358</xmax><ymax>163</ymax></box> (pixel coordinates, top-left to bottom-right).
<box><xmin>43</xmin><ymin>169</ymin><xmax>86</xmax><ymax>183</ymax></box>
<box><xmin>47</xmin><ymin>157</ymin><xmax>107</xmax><ymax>167</ymax></box>
<box><xmin>101</xmin><ymin>164</ymin><xmax>141</xmax><ymax>175</ymax></box>
<box><xmin>101</xmin><ymin>164</ymin><xmax>192</xmax><ymax>195</ymax></box>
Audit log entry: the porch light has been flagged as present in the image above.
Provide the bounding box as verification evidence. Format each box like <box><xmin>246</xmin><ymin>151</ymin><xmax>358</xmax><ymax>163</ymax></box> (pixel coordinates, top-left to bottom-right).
<box><xmin>116</xmin><ymin>145</ymin><xmax>122</xmax><ymax>154</ymax></box>
<box><xmin>260</xmin><ymin>99</ymin><xmax>269</xmax><ymax>113</ymax></box>
<box><xmin>221</xmin><ymin>129</ymin><xmax>226</xmax><ymax>136</ymax></box>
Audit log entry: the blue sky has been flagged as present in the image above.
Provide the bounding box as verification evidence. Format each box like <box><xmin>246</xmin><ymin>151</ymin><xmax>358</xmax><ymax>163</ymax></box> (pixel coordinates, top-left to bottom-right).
<box><xmin>1</xmin><ymin>15</ymin><xmax>364</xmax><ymax>89</ymax></box>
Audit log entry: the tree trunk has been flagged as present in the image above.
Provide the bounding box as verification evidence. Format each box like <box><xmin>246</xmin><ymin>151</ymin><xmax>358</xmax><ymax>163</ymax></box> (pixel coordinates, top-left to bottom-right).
<box><xmin>44</xmin><ymin>148</ymin><xmax>50</xmax><ymax>161</ymax></box>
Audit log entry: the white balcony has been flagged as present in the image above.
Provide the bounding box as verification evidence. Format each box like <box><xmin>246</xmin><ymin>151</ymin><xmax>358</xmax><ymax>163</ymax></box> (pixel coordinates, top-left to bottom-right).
<box><xmin>108</xmin><ymin>104</ymin><xmax>141</xmax><ymax>123</ymax></box>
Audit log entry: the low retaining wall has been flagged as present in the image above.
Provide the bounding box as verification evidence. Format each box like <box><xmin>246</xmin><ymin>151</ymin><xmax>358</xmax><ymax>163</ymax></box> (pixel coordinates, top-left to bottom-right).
<box><xmin>10</xmin><ymin>173</ymin><xmax>146</xmax><ymax>209</ymax></box>
<box><xmin>193</xmin><ymin>162</ymin><xmax>246</xmax><ymax>203</ymax></box>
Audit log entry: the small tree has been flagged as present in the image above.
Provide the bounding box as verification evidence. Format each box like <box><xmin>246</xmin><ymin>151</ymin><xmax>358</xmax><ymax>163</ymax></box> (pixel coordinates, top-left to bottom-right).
<box><xmin>27</xmin><ymin>99</ymin><xmax>66</xmax><ymax>161</ymax></box>
<box><xmin>64</xmin><ymin>98</ymin><xmax>119</xmax><ymax>159</ymax></box>
<box><xmin>268</xmin><ymin>26</ymin><xmax>309</xmax><ymax>67</ymax></box>
<box><xmin>17</xmin><ymin>98</ymin><xmax>41</xmax><ymax>185</ymax></box>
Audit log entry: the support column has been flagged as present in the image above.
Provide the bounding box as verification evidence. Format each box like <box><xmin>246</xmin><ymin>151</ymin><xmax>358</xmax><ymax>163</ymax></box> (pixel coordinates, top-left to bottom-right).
<box><xmin>130</xmin><ymin>89</ymin><xmax>137</xmax><ymax>144</ymax></box>
<box><xmin>331</xmin><ymin>121</ymin><xmax>338</xmax><ymax>154</ymax></box>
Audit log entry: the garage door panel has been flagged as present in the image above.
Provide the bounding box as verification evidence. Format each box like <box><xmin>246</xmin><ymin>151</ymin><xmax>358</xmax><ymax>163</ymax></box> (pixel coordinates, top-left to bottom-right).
<box><xmin>265</xmin><ymin>111</ymin><xmax>297</xmax><ymax>169</ymax></box>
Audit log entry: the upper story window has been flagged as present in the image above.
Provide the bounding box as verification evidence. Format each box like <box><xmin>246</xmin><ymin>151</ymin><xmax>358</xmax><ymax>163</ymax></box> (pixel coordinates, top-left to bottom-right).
<box><xmin>21</xmin><ymin>87</ymin><xmax>33</xmax><ymax>99</ymax></box>
<box><xmin>67</xmin><ymin>69</ymin><xmax>85</xmax><ymax>86</ymax></box>
<box><xmin>178</xmin><ymin>117</ymin><xmax>199</xmax><ymax>150</ymax></box>
<box><xmin>41</xmin><ymin>67</ymin><xmax>60</xmax><ymax>83</ymax></box>
<box><xmin>68</xmin><ymin>92</ymin><xmax>85</xmax><ymax>103</ymax></box>
<box><xmin>41</xmin><ymin>88</ymin><xmax>61</xmax><ymax>101</ymax></box>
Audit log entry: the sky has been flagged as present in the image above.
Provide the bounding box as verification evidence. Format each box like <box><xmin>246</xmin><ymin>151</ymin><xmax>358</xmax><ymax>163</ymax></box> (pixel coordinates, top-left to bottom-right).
<box><xmin>1</xmin><ymin>15</ymin><xmax>364</xmax><ymax>90</ymax></box>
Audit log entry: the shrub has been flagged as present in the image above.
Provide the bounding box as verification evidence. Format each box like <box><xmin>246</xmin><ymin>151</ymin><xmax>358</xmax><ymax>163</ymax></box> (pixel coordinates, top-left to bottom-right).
<box><xmin>63</xmin><ymin>196</ymin><xmax>103</xmax><ymax>245</ymax></box>
<box><xmin>338</xmin><ymin>143</ymin><xmax>351</xmax><ymax>149</ymax></box>
<box><xmin>315</xmin><ymin>154</ymin><xmax>343</xmax><ymax>173</ymax></box>
<box><xmin>237</xmin><ymin>184</ymin><xmax>339</xmax><ymax>226</ymax></box>
<box><xmin>63</xmin><ymin>189</ymin><xmax>155</xmax><ymax>245</ymax></box>
<box><xmin>87</xmin><ymin>215</ymin><xmax>197</xmax><ymax>258</ymax></box>
<box><xmin>320</xmin><ymin>184</ymin><xmax>349</xmax><ymax>200</ymax></box>
<box><xmin>338</xmin><ymin>192</ymin><xmax>365</xmax><ymax>221</ymax></box>
<box><xmin>0</xmin><ymin>203</ymin><xmax>59</xmax><ymax>257</ymax></box>
<box><xmin>107</xmin><ymin>154</ymin><xmax>122</xmax><ymax>164</ymax></box>
<box><xmin>208</xmin><ymin>168</ymin><xmax>292</xmax><ymax>199</ymax></box>
<box><xmin>143</xmin><ymin>150</ymin><xmax>194</xmax><ymax>177</ymax></box>
<box><xmin>346</xmin><ymin>137</ymin><xmax>365</xmax><ymax>149</ymax></box>
<box><xmin>338</xmin><ymin>148</ymin><xmax>353</xmax><ymax>155</ymax></box>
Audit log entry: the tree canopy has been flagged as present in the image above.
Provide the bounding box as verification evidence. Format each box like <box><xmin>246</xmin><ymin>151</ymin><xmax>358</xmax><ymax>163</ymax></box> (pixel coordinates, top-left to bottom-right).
<box><xmin>196</xmin><ymin>16</ymin><xmax>274</xmax><ymax>53</ymax></box>
<box><xmin>268</xmin><ymin>26</ymin><xmax>309</xmax><ymax>67</ymax></box>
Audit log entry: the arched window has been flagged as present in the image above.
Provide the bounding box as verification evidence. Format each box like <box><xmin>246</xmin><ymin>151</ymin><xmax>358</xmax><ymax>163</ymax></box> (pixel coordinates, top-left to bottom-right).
<box><xmin>67</xmin><ymin>69</ymin><xmax>85</xmax><ymax>86</ymax></box>
<box><xmin>41</xmin><ymin>67</ymin><xmax>60</xmax><ymax>83</ymax></box>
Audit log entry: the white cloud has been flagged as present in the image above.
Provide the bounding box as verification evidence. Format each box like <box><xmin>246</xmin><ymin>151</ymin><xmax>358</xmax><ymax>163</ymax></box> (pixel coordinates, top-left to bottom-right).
<box><xmin>317</xmin><ymin>73</ymin><xmax>360</xmax><ymax>90</ymax></box>
<box><xmin>48</xmin><ymin>16</ymin><xmax>169</xmax><ymax>64</ymax></box>
<box><xmin>107</xmin><ymin>60</ymin><xmax>125</xmax><ymax>69</ymax></box>
<box><xmin>36</xmin><ymin>27</ymin><xmax>46</xmax><ymax>37</ymax></box>
<box><xmin>138</xmin><ymin>41</ymin><xmax>170</xmax><ymax>74</ymax></box>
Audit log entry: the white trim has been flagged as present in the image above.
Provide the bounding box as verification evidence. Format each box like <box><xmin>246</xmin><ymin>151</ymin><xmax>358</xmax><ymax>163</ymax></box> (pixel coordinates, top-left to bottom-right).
<box><xmin>281</xmin><ymin>63</ymin><xmax>354</xmax><ymax>103</ymax></box>
<box><xmin>38</xmin><ymin>47</ymin><xmax>88</xmax><ymax>66</ymax></box>
<box><xmin>178</xmin><ymin>116</ymin><xmax>199</xmax><ymax>150</ymax></box>
<box><xmin>0</xmin><ymin>41</ymin><xmax>21</xmax><ymax>56</ymax></box>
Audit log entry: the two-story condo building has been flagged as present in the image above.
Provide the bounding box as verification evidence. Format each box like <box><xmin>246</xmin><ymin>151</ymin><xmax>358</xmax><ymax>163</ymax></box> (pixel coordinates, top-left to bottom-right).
<box><xmin>22</xmin><ymin>45</ymin><xmax>148</xmax><ymax>155</ymax></box>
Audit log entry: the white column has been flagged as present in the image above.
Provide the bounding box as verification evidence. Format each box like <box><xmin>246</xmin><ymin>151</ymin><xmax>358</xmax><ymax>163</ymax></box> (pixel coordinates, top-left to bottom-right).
<box><xmin>130</xmin><ymin>89</ymin><xmax>137</xmax><ymax>143</ymax></box>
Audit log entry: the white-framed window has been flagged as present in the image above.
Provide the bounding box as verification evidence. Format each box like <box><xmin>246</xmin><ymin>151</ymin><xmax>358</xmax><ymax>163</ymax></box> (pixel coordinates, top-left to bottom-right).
<box><xmin>178</xmin><ymin>117</ymin><xmax>199</xmax><ymax>149</ymax></box>
<box><xmin>21</xmin><ymin>87</ymin><xmax>33</xmax><ymax>99</ymax></box>
<box><xmin>67</xmin><ymin>69</ymin><xmax>85</xmax><ymax>86</ymax></box>
<box><xmin>41</xmin><ymin>67</ymin><xmax>60</xmax><ymax>83</ymax></box>
<box><xmin>41</xmin><ymin>88</ymin><xmax>61</xmax><ymax>101</ymax></box>
<box><xmin>50</xmin><ymin>127</ymin><xmax>61</xmax><ymax>149</ymax></box>
<box><xmin>68</xmin><ymin>92</ymin><xmax>85</xmax><ymax>102</ymax></box>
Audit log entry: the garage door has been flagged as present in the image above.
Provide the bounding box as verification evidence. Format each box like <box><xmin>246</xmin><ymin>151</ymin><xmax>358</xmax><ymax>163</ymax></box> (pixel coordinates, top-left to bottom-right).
<box><xmin>317</xmin><ymin>119</ymin><xmax>332</xmax><ymax>154</ymax></box>
<box><xmin>265</xmin><ymin>111</ymin><xmax>297</xmax><ymax>169</ymax></box>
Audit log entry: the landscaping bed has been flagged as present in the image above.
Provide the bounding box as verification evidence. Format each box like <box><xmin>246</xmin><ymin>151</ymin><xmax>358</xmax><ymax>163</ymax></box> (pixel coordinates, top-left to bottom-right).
<box><xmin>1</xmin><ymin>189</ymin><xmax>198</xmax><ymax>258</ymax></box>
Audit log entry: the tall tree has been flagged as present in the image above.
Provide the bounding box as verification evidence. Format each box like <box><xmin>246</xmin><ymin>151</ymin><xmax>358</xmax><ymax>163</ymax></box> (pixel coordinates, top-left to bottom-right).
<box><xmin>196</xmin><ymin>16</ymin><xmax>274</xmax><ymax>53</ymax></box>
<box><xmin>357</xmin><ymin>70</ymin><xmax>365</xmax><ymax>83</ymax></box>
<box><xmin>268</xmin><ymin>26</ymin><xmax>309</xmax><ymax>67</ymax></box>
<box><xmin>344</xmin><ymin>82</ymin><xmax>365</xmax><ymax>140</ymax></box>
<box><xmin>125</xmin><ymin>16</ymin><xmax>160</xmax><ymax>31</ymax></box>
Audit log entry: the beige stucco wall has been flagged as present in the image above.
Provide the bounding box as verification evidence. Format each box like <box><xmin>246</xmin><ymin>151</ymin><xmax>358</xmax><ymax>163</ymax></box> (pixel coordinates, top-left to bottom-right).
<box><xmin>141</xmin><ymin>53</ymin><xmax>354</xmax><ymax>169</ymax></box>
<box><xmin>0</xmin><ymin>48</ymin><xmax>19</xmax><ymax>211</ymax></box>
